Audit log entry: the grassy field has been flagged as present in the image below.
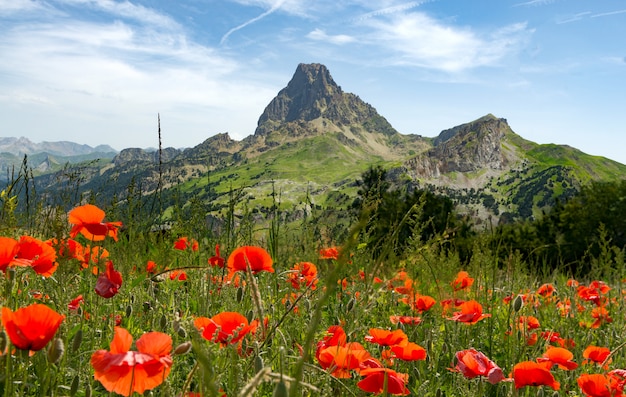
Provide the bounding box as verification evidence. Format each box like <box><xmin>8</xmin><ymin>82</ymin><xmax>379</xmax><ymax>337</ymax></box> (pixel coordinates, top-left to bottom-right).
<box><xmin>1</xmin><ymin>196</ymin><xmax>625</xmax><ymax>397</ymax></box>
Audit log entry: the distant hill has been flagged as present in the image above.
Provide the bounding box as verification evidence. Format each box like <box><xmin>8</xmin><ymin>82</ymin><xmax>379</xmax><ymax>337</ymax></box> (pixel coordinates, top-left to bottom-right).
<box><xmin>22</xmin><ymin>63</ymin><xmax>626</xmax><ymax>225</ymax></box>
<box><xmin>0</xmin><ymin>137</ymin><xmax>117</xmax><ymax>181</ymax></box>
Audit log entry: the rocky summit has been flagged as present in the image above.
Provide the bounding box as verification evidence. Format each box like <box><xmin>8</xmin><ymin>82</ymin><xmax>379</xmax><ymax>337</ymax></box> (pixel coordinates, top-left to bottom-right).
<box><xmin>19</xmin><ymin>63</ymin><xmax>626</xmax><ymax>223</ymax></box>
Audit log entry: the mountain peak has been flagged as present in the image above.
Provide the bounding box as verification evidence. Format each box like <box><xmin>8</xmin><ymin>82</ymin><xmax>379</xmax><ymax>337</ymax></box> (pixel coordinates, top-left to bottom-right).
<box><xmin>254</xmin><ymin>63</ymin><xmax>398</xmax><ymax>140</ymax></box>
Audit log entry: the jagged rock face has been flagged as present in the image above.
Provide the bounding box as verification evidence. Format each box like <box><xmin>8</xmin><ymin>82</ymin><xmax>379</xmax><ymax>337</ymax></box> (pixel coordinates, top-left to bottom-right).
<box><xmin>405</xmin><ymin>115</ymin><xmax>510</xmax><ymax>178</ymax></box>
<box><xmin>113</xmin><ymin>147</ymin><xmax>180</xmax><ymax>166</ymax></box>
<box><xmin>254</xmin><ymin>63</ymin><xmax>397</xmax><ymax>137</ymax></box>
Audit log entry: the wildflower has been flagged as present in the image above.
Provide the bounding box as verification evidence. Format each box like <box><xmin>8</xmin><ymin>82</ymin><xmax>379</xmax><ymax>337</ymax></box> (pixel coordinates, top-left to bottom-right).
<box><xmin>95</xmin><ymin>260</ymin><xmax>123</xmax><ymax>298</ymax></box>
<box><xmin>68</xmin><ymin>295</ymin><xmax>84</xmax><ymax>312</ymax></box>
<box><xmin>537</xmin><ymin>346</ymin><xmax>578</xmax><ymax>370</ymax></box>
<box><xmin>389</xmin><ymin>315</ymin><xmax>422</xmax><ymax>326</ymax></box>
<box><xmin>365</xmin><ymin>328</ymin><xmax>408</xmax><ymax>347</ymax></box>
<box><xmin>449</xmin><ymin>300</ymin><xmax>491</xmax><ymax>324</ymax></box>
<box><xmin>287</xmin><ymin>262</ymin><xmax>318</xmax><ymax>290</ymax></box>
<box><xmin>517</xmin><ymin>316</ymin><xmax>540</xmax><ymax>331</ymax></box>
<box><xmin>227</xmin><ymin>246</ymin><xmax>274</xmax><ymax>275</ymax></box>
<box><xmin>316</xmin><ymin>325</ymin><xmax>347</xmax><ymax>362</ymax></box>
<box><xmin>317</xmin><ymin>342</ymin><xmax>371</xmax><ymax>378</ymax></box>
<box><xmin>583</xmin><ymin>346</ymin><xmax>612</xmax><ymax>368</ymax></box>
<box><xmin>536</xmin><ymin>283</ymin><xmax>556</xmax><ymax>298</ymax></box>
<box><xmin>512</xmin><ymin>361</ymin><xmax>560</xmax><ymax>390</ymax></box>
<box><xmin>173</xmin><ymin>236</ymin><xmax>198</xmax><ymax>251</ymax></box>
<box><xmin>577</xmin><ymin>373</ymin><xmax>624</xmax><ymax>397</ymax></box>
<box><xmin>451</xmin><ymin>271</ymin><xmax>474</xmax><ymax>291</ymax></box>
<box><xmin>390</xmin><ymin>342</ymin><xmax>427</xmax><ymax>361</ymax></box>
<box><xmin>400</xmin><ymin>293</ymin><xmax>436</xmax><ymax>313</ymax></box>
<box><xmin>319</xmin><ymin>246</ymin><xmax>340</xmax><ymax>260</ymax></box>
<box><xmin>1</xmin><ymin>304</ymin><xmax>64</xmax><ymax>351</ymax></box>
<box><xmin>12</xmin><ymin>236</ymin><xmax>59</xmax><ymax>277</ymax></box>
<box><xmin>451</xmin><ymin>349</ymin><xmax>508</xmax><ymax>384</ymax></box>
<box><xmin>590</xmin><ymin>306</ymin><xmax>613</xmax><ymax>328</ymax></box>
<box><xmin>208</xmin><ymin>244</ymin><xmax>225</xmax><ymax>268</ymax></box>
<box><xmin>146</xmin><ymin>260</ymin><xmax>157</xmax><ymax>274</ymax></box>
<box><xmin>68</xmin><ymin>204</ymin><xmax>122</xmax><ymax>241</ymax></box>
<box><xmin>91</xmin><ymin>327</ymin><xmax>172</xmax><ymax>396</ymax></box>
<box><xmin>194</xmin><ymin>312</ymin><xmax>256</xmax><ymax>346</ymax></box>
<box><xmin>357</xmin><ymin>367</ymin><xmax>410</xmax><ymax>395</ymax></box>
<box><xmin>169</xmin><ymin>270</ymin><xmax>187</xmax><ymax>281</ymax></box>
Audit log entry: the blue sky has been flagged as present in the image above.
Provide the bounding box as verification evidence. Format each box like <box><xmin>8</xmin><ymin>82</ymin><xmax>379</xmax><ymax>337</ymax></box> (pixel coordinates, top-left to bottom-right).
<box><xmin>1</xmin><ymin>1</ymin><xmax>625</xmax><ymax>164</ymax></box>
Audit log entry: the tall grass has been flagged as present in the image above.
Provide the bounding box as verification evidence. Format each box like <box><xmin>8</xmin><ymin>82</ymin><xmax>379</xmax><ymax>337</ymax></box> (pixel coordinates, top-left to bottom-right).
<box><xmin>1</xmin><ymin>167</ymin><xmax>625</xmax><ymax>397</ymax></box>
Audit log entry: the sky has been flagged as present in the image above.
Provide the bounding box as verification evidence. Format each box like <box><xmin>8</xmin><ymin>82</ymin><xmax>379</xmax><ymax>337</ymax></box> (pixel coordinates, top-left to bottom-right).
<box><xmin>1</xmin><ymin>1</ymin><xmax>625</xmax><ymax>164</ymax></box>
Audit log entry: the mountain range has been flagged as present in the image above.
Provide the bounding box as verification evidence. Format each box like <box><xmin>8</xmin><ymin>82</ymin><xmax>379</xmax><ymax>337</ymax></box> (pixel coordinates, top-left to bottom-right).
<box><xmin>7</xmin><ymin>63</ymin><xmax>626</xmax><ymax>225</ymax></box>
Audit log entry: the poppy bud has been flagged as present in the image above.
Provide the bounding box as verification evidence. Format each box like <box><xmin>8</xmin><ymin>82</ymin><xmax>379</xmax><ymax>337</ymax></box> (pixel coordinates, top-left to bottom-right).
<box><xmin>143</xmin><ymin>301</ymin><xmax>152</xmax><ymax>312</ymax></box>
<box><xmin>247</xmin><ymin>309</ymin><xmax>254</xmax><ymax>323</ymax></box>
<box><xmin>537</xmin><ymin>388</ymin><xmax>544</xmax><ymax>397</ymax></box>
<box><xmin>85</xmin><ymin>383</ymin><xmax>92</xmax><ymax>397</ymax></box>
<box><xmin>0</xmin><ymin>330</ymin><xmax>6</xmax><ymax>353</ymax></box>
<box><xmin>237</xmin><ymin>286</ymin><xmax>244</xmax><ymax>303</ymax></box>
<box><xmin>160</xmin><ymin>314</ymin><xmax>167</xmax><ymax>330</ymax></box>
<box><xmin>47</xmin><ymin>337</ymin><xmax>65</xmax><ymax>364</ymax></box>
<box><xmin>254</xmin><ymin>355</ymin><xmax>264</xmax><ymax>374</ymax></box>
<box><xmin>346</xmin><ymin>297</ymin><xmax>355</xmax><ymax>312</ymax></box>
<box><xmin>272</xmin><ymin>380</ymin><xmax>288</xmax><ymax>397</ymax></box>
<box><xmin>177</xmin><ymin>326</ymin><xmax>187</xmax><ymax>338</ymax></box>
<box><xmin>125</xmin><ymin>305</ymin><xmax>133</xmax><ymax>318</ymax></box>
<box><xmin>174</xmin><ymin>342</ymin><xmax>192</xmax><ymax>355</ymax></box>
<box><xmin>513</xmin><ymin>294</ymin><xmax>524</xmax><ymax>312</ymax></box>
<box><xmin>70</xmin><ymin>374</ymin><xmax>79</xmax><ymax>396</ymax></box>
<box><xmin>72</xmin><ymin>329</ymin><xmax>83</xmax><ymax>352</ymax></box>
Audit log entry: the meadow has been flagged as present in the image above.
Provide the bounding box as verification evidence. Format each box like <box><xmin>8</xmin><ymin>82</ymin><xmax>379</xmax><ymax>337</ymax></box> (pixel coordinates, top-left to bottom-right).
<box><xmin>1</xmin><ymin>190</ymin><xmax>625</xmax><ymax>397</ymax></box>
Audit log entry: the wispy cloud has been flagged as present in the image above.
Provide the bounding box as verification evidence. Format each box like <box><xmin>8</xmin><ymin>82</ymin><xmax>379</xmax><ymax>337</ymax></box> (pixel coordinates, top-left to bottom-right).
<box><xmin>306</xmin><ymin>28</ymin><xmax>355</xmax><ymax>45</ymax></box>
<box><xmin>358</xmin><ymin>12</ymin><xmax>531</xmax><ymax>72</ymax></box>
<box><xmin>591</xmin><ymin>9</ymin><xmax>626</xmax><ymax>18</ymax></box>
<box><xmin>556</xmin><ymin>11</ymin><xmax>592</xmax><ymax>24</ymax></box>
<box><xmin>220</xmin><ymin>0</ymin><xmax>287</xmax><ymax>45</ymax></box>
<box><xmin>513</xmin><ymin>0</ymin><xmax>555</xmax><ymax>7</ymax></box>
<box><xmin>354</xmin><ymin>1</ymin><xmax>426</xmax><ymax>21</ymax></box>
<box><xmin>0</xmin><ymin>1</ymin><xmax>278</xmax><ymax>145</ymax></box>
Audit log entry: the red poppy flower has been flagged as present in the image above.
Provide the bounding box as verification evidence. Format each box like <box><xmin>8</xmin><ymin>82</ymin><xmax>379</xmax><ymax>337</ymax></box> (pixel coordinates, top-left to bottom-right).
<box><xmin>517</xmin><ymin>315</ymin><xmax>540</xmax><ymax>331</ymax></box>
<box><xmin>451</xmin><ymin>271</ymin><xmax>474</xmax><ymax>291</ymax></box>
<box><xmin>365</xmin><ymin>328</ymin><xmax>408</xmax><ymax>347</ymax></box>
<box><xmin>319</xmin><ymin>246</ymin><xmax>340</xmax><ymax>260</ymax></box>
<box><xmin>1</xmin><ymin>304</ymin><xmax>64</xmax><ymax>351</ymax></box>
<box><xmin>0</xmin><ymin>236</ymin><xmax>19</xmax><ymax>273</ymax></box>
<box><xmin>68</xmin><ymin>204</ymin><xmax>122</xmax><ymax>241</ymax></box>
<box><xmin>536</xmin><ymin>283</ymin><xmax>556</xmax><ymax>297</ymax></box>
<box><xmin>316</xmin><ymin>325</ymin><xmax>347</xmax><ymax>363</ymax></box>
<box><xmin>91</xmin><ymin>327</ymin><xmax>173</xmax><ymax>396</ymax></box>
<box><xmin>173</xmin><ymin>236</ymin><xmax>198</xmax><ymax>251</ymax></box>
<box><xmin>95</xmin><ymin>260</ymin><xmax>123</xmax><ymax>298</ymax></box>
<box><xmin>452</xmin><ymin>349</ymin><xmax>508</xmax><ymax>384</ymax></box>
<box><xmin>169</xmin><ymin>270</ymin><xmax>187</xmax><ymax>281</ymax></box>
<box><xmin>577</xmin><ymin>373</ymin><xmax>624</xmax><ymax>397</ymax></box>
<box><xmin>357</xmin><ymin>368</ymin><xmax>410</xmax><ymax>395</ymax></box>
<box><xmin>208</xmin><ymin>244</ymin><xmax>225</xmax><ymax>268</ymax></box>
<box><xmin>389</xmin><ymin>315</ymin><xmax>422</xmax><ymax>325</ymax></box>
<box><xmin>390</xmin><ymin>342</ymin><xmax>427</xmax><ymax>361</ymax></box>
<box><xmin>449</xmin><ymin>300</ymin><xmax>491</xmax><ymax>324</ymax></box>
<box><xmin>590</xmin><ymin>307</ymin><xmax>613</xmax><ymax>328</ymax></box>
<box><xmin>317</xmin><ymin>342</ymin><xmax>371</xmax><ymax>378</ymax></box>
<box><xmin>512</xmin><ymin>361</ymin><xmax>560</xmax><ymax>390</ymax></box>
<box><xmin>537</xmin><ymin>346</ymin><xmax>578</xmax><ymax>370</ymax></box>
<box><xmin>68</xmin><ymin>295</ymin><xmax>84</xmax><ymax>312</ymax></box>
<box><xmin>227</xmin><ymin>246</ymin><xmax>274</xmax><ymax>275</ymax></box>
<box><xmin>583</xmin><ymin>346</ymin><xmax>612</xmax><ymax>368</ymax></box>
<box><xmin>13</xmin><ymin>236</ymin><xmax>59</xmax><ymax>276</ymax></box>
<box><xmin>146</xmin><ymin>260</ymin><xmax>157</xmax><ymax>274</ymax></box>
<box><xmin>400</xmin><ymin>293</ymin><xmax>436</xmax><ymax>313</ymax></box>
<box><xmin>194</xmin><ymin>312</ymin><xmax>256</xmax><ymax>346</ymax></box>
<box><xmin>287</xmin><ymin>262</ymin><xmax>318</xmax><ymax>290</ymax></box>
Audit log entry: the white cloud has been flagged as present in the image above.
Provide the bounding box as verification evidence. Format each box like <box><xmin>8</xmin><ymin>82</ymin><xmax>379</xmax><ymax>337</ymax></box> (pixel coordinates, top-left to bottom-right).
<box><xmin>359</xmin><ymin>13</ymin><xmax>530</xmax><ymax>72</ymax></box>
<box><xmin>307</xmin><ymin>28</ymin><xmax>355</xmax><ymax>45</ymax></box>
